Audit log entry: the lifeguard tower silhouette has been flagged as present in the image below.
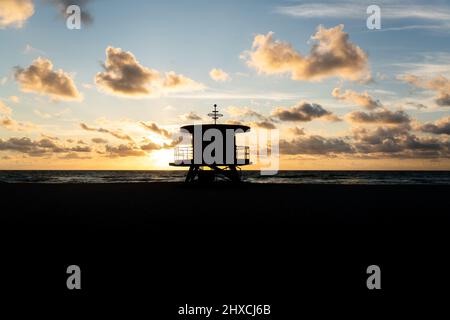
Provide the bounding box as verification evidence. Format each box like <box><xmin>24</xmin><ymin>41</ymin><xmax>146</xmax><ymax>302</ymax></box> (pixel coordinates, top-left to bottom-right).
<box><xmin>170</xmin><ymin>104</ymin><xmax>251</xmax><ymax>183</ymax></box>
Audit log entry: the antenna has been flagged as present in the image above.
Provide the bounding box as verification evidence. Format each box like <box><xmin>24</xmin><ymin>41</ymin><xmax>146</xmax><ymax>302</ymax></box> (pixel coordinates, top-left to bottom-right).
<box><xmin>207</xmin><ymin>104</ymin><xmax>223</xmax><ymax>124</ymax></box>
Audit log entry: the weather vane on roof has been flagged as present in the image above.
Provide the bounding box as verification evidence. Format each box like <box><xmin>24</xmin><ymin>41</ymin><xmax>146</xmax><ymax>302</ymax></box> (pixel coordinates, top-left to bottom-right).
<box><xmin>208</xmin><ymin>104</ymin><xmax>223</xmax><ymax>124</ymax></box>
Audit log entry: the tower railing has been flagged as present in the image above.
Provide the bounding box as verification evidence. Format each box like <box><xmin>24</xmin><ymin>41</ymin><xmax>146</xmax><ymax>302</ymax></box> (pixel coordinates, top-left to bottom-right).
<box><xmin>236</xmin><ymin>146</ymin><xmax>250</xmax><ymax>161</ymax></box>
<box><xmin>173</xmin><ymin>146</ymin><xmax>250</xmax><ymax>164</ymax></box>
<box><xmin>174</xmin><ymin>146</ymin><xmax>194</xmax><ymax>163</ymax></box>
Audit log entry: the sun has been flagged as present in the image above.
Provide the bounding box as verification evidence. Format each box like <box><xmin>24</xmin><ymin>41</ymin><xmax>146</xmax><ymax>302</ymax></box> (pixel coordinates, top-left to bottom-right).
<box><xmin>150</xmin><ymin>149</ymin><xmax>174</xmax><ymax>169</ymax></box>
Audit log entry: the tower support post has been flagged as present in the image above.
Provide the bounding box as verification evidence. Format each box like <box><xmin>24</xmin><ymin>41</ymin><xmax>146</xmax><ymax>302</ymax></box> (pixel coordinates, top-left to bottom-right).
<box><xmin>183</xmin><ymin>165</ymin><xmax>242</xmax><ymax>183</ymax></box>
<box><xmin>185</xmin><ymin>165</ymin><xmax>199</xmax><ymax>183</ymax></box>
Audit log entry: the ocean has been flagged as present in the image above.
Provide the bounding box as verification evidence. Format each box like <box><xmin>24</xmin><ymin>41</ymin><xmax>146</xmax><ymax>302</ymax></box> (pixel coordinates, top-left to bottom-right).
<box><xmin>0</xmin><ymin>170</ymin><xmax>449</xmax><ymax>184</ymax></box>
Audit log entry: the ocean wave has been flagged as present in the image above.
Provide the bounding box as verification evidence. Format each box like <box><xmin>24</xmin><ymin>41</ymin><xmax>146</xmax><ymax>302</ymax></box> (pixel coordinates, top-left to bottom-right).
<box><xmin>0</xmin><ymin>170</ymin><xmax>449</xmax><ymax>185</ymax></box>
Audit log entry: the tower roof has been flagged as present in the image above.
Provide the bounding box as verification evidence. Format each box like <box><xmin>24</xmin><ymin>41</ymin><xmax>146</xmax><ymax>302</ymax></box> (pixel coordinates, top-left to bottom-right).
<box><xmin>181</xmin><ymin>123</ymin><xmax>250</xmax><ymax>134</ymax></box>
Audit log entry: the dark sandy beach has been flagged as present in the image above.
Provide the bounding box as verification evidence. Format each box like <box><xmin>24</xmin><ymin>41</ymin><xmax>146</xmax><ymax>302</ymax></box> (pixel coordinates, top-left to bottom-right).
<box><xmin>1</xmin><ymin>182</ymin><xmax>449</xmax><ymax>311</ymax></box>
<box><xmin>2</xmin><ymin>182</ymin><xmax>449</xmax><ymax>226</ymax></box>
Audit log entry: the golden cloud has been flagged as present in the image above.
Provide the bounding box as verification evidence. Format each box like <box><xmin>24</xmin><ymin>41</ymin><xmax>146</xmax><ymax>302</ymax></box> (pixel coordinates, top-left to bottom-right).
<box><xmin>80</xmin><ymin>123</ymin><xmax>134</xmax><ymax>142</ymax></box>
<box><xmin>244</xmin><ymin>25</ymin><xmax>370</xmax><ymax>82</ymax></box>
<box><xmin>162</xmin><ymin>71</ymin><xmax>204</xmax><ymax>92</ymax></box>
<box><xmin>280</xmin><ymin>135</ymin><xmax>354</xmax><ymax>155</ymax></box>
<box><xmin>251</xmin><ymin>120</ymin><xmax>276</xmax><ymax>129</ymax></box>
<box><xmin>0</xmin><ymin>114</ymin><xmax>37</xmax><ymax>132</ymax></box>
<box><xmin>272</xmin><ymin>102</ymin><xmax>340</xmax><ymax>122</ymax></box>
<box><xmin>0</xmin><ymin>101</ymin><xmax>12</xmax><ymax>115</ymax></box>
<box><xmin>104</xmin><ymin>144</ymin><xmax>147</xmax><ymax>157</ymax></box>
<box><xmin>398</xmin><ymin>74</ymin><xmax>450</xmax><ymax>106</ymax></box>
<box><xmin>332</xmin><ymin>88</ymin><xmax>382</xmax><ymax>110</ymax></box>
<box><xmin>140</xmin><ymin>121</ymin><xmax>171</xmax><ymax>138</ymax></box>
<box><xmin>346</xmin><ymin>109</ymin><xmax>411</xmax><ymax>125</ymax></box>
<box><xmin>180</xmin><ymin>111</ymin><xmax>202</xmax><ymax>121</ymax></box>
<box><xmin>95</xmin><ymin>47</ymin><xmax>204</xmax><ymax>97</ymax></box>
<box><xmin>95</xmin><ymin>46</ymin><xmax>160</xmax><ymax>97</ymax></box>
<box><xmin>420</xmin><ymin>116</ymin><xmax>450</xmax><ymax>135</ymax></box>
<box><xmin>0</xmin><ymin>0</ymin><xmax>34</xmax><ymax>29</ymax></box>
<box><xmin>0</xmin><ymin>136</ymin><xmax>92</xmax><ymax>157</ymax></box>
<box><xmin>209</xmin><ymin>68</ymin><xmax>231</xmax><ymax>82</ymax></box>
<box><xmin>91</xmin><ymin>137</ymin><xmax>108</xmax><ymax>144</ymax></box>
<box><xmin>9</xmin><ymin>96</ymin><xmax>20</xmax><ymax>103</ymax></box>
<box><xmin>14</xmin><ymin>58</ymin><xmax>82</xmax><ymax>101</ymax></box>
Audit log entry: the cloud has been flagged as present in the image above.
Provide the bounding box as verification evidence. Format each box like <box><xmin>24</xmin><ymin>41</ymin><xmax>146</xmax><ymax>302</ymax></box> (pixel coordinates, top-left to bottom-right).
<box><xmin>0</xmin><ymin>116</ymin><xmax>37</xmax><ymax>131</ymax></box>
<box><xmin>40</xmin><ymin>134</ymin><xmax>59</xmax><ymax>141</ymax></box>
<box><xmin>406</xmin><ymin>102</ymin><xmax>427</xmax><ymax>110</ymax></box>
<box><xmin>277</xmin><ymin>124</ymin><xmax>450</xmax><ymax>159</ymax></box>
<box><xmin>9</xmin><ymin>96</ymin><xmax>20</xmax><ymax>103</ymax></box>
<box><xmin>226</xmin><ymin>120</ymin><xmax>245</xmax><ymax>126</ymax></box>
<box><xmin>419</xmin><ymin>116</ymin><xmax>450</xmax><ymax>135</ymax></box>
<box><xmin>103</xmin><ymin>137</ymin><xmax>176</xmax><ymax>157</ymax></box>
<box><xmin>1</xmin><ymin>100</ymin><xmax>39</xmax><ymax>132</ymax></box>
<box><xmin>352</xmin><ymin>126</ymin><xmax>409</xmax><ymax>150</ymax></box>
<box><xmin>226</xmin><ymin>106</ymin><xmax>277</xmax><ymax>128</ymax></box>
<box><xmin>34</xmin><ymin>110</ymin><xmax>52</xmax><ymax>119</ymax></box>
<box><xmin>95</xmin><ymin>47</ymin><xmax>160</xmax><ymax>97</ymax></box>
<box><xmin>0</xmin><ymin>136</ymin><xmax>92</xmax><ymax>157</ymax></box>
<box><xmin>68</xmin><ymin>145</ymin><xmax>91</xmax><ymax>152</ymax></box>
<box><xmin>0</xmin><ymin>101</ymin><xmax>12</xmax><ymax>115</ymax></box>
<box><xmin>59</xmin><ymin>153</ymin><xmax>91</xmax><ymax>160</ymax></box>
<box><xmin>398</xmin><ymin>74</ymin><xmax>450</xmax><ymax>106</ymax></box>
<box><xmin>272</xmin><ymin>102</ymin><xmax>340</xmax><ymax>122</ymax></box>
<box><xmin>162</xmin><ymin>71</ymin><xmax>204</xmax><ymax>92</ymax></box>
<box><xmin>289</xmin><ymin>127</ymin><xmax>306</xmax><ymax>135</ymax></box>
<box><xmin>352</xmin><ymin>126</ymin><xmax>446</xmax><ymax>157</ymax></box>
<box><xmin>140</xmin><ymin>121</ymin><xmax>171</xmax><ymax>138</ymax></box>
<box><xmin>209</xmin><ymin>68</ymin><xmax>231</xmax><ymax>82</ymax></box>
<box><xmin>139</xmin><ymin>141</ymin><xmax>163</xmax><ymax>151</ymax></box>
<box><xmin>280</xmin><ymin>135</ymin><xmax>354</xmax><ymax>155</ymax></box>
<box><xmin>104</xmin><ymin>144</ymin><xmax>147</xmax><ymax>158</ymax></box>
<box><xmin>0</xmin><ymin>0</ymin><xmax>34</xmax><ymax>29</ymax></box>
<box><xmin>163</xmin><ymin>136</ymin><xmax>183</xmax><ymax>148</ymax></box>
<box><xmin>436</xmin><ymin>94</ymin><xmax>450</xmax><ymax>106</ymax></box>
<box><xmin>227</xmin><ymin>106</ymin><xmax>267</xmax><ymax>120</ymax></box>
<box><xmin>243</xmin><ymin>25</ymin><xmax>370</xmax><ymax>82</ymax></box>
<box><xmin>181</xmin><ymin>112</ymin><xmax>202</xmax><ymax>121</ymax></box>
<box><xmin>48</xmin><ymin>0</ymin><xmax>94</xmax><ymax>25</ymax></box>
<box><xmin>80</xmin><ymin>123</ymin><xmax>133</xmax><ymax>141</ymax></box>
<box><xmin>95</xmin><ymin>47</ymin><xmax>203</xmax><ymax>97</ymax></box>
<box><xmin>34</xmin><ymin>108</ymin><xmax>71</xmax><ymax>119</ymax></box>
<box><xmin>346</xmin><ymin>109</ymin><xmax>411</xmax><ymax>125</ymax></box>
<box><xmin>0</xmin><ymin>137</ymin><xmax>59</xmax><ymax>156</ymax></box>
<box><xmin>226</xmin><ymin>119</ymin><xmax>277</xmax><ymax>130</ymax></box>
<box><xmin>23</xmin><ymin>44</ymin><xmax>46</xmax><ymax>56</ymax></box>
<box><xmin>91</xmin><ymin>137</ymin><xmax>108</xmax><ymax>144</ymax></box>
<box><xmin>252</xmin><ymin>120</ymin><xmax>277</xmax><ymax>130</ymax></box>
<box><xmin>332</xmin><ymin>88</ymin><xmax>382</xmax><ymax>110</ymax></box>
<box><xmin>14</xmin><ymin>58</ymin><xmax>82</xmax><ymax>101</ymax></box>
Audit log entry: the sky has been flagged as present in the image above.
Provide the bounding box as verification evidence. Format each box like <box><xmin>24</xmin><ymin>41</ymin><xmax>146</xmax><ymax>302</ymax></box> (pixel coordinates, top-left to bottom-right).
<box><xmin>1</xmin><ymin>0</ymin><xmax>450</xmax><ymax>170</ymax></box>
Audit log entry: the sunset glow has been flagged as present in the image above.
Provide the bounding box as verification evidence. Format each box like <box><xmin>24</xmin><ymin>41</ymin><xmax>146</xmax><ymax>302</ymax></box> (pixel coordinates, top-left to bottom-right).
<box><xmin>1</xmin><ymin>0</ymin><xmax>450</xmax><ymax>170</ymax></box>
